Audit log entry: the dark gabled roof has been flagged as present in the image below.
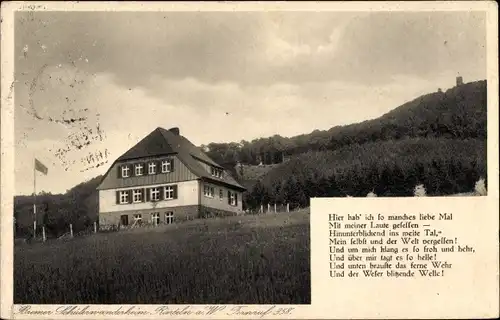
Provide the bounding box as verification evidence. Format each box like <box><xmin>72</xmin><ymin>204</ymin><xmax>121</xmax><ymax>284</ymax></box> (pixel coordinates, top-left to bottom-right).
<box><xmin>117</xmin><ymin>128</ymin><xmax>176</xmax><ymax>161</ymax></box>
<box><xmin>111</xmin><ymin>127</ymin><xmax>246</xmax><ymax>191</ymax></box>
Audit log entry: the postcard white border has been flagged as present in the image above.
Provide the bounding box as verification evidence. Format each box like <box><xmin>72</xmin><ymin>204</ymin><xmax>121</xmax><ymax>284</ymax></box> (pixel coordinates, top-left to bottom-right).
<box><xmin>1</xmin><ymin>1</ymin><xmax>498</xmax><ymax>319</ymax></box>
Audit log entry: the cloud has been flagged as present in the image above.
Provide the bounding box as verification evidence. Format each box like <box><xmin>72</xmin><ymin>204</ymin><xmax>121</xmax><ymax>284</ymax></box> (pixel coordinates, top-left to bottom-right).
<box><xmin>15</xmin><ymin>11</ymin><xmax>486</xmax><ymax>90</ymax></box>
<box><xmin>13</xmin><ymin>10</ymin><xmax>487</xmax><ymax>194</ymax></box>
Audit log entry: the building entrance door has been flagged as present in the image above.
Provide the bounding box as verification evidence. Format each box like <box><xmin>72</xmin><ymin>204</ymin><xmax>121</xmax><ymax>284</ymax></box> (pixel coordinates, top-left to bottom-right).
<box><xmin>120</xmin><ymin>214</ymin><xmax>129</xmax><ymax>226</ymax></box>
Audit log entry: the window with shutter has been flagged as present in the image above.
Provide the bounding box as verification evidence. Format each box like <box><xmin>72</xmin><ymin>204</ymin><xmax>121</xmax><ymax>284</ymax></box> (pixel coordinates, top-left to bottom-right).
<box><xmin>135</xmin><ymin>163</ymin><xmax>144</xmax><ymax>176</ymax></box>
<box><xmin>119</xmin><ymin>191</ymin><xmax>129</xmax><ymax>204</ymax></box>
<box><xmin>161</xmin><ymin>159</ymin><xmax>173</xmax><ymax>173</ymax></box>
<box><xmin>133</xmin><ymin>189</ymin><xmax>142</xmax><ymax>203</ymax></box>
<box><xmin>121</xmin><ymin>165</ymin><xmax>130</xmax><ymax>178</ymax></box>
<box><xmin>164</xmin><ymin>186</ymin><xmax>174</xmax><ymax>200</ymax></box>
<box><xmin>148</xmin><ymin>162</ymin><xmax>157</xmax><ymax>175</ymax></box>
<box><xmin>150</xmin><ymin>187</ymin><xmax>161</xmax><ymax>201</ymax></box>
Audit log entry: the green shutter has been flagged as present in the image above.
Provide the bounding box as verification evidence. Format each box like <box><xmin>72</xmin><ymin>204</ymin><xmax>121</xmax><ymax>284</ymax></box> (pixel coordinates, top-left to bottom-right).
<box><xmin>227</xmin><ymin>191</ymin><xmax>231</xmax><ymax>204</ymax></box>
<box><xmin>145</xmin><ymin>188</ymin><xmax>149</xmax><ymax>202</ymax></box>
<box><xmin>116</xmin><ymin>191</ymin><xmax>120</xmax><ymax>204</ymax></box>
<box><xmin>117</xmin><ymin>165</ymin><xmax>122</xmax><ymax>178</ymax></box>
<box><xmin>128</xmin><ymin>190</ymin><xmax>133</xmax><ymax>203</ymax></box>
<box><xmin>173</xmin><ymin>185</ymin><xmax>178</xmax><ymax>199</ymax></box>
<box><xmin>130</xmin><ymin>164</ymin><xmax>135</xmax><ymax>177</ymax></box>
<box><xmin>235</xmin><ymin>193</ymin><xmax>238</xmax><ymax>206</ymax></box>
<box><xmin>142</xmin><ymin>189</ymin><xmax>146</xmax><ymax>202</ymax></box>
<box><xmin>170</xmin><ymin>158</ymin><xmax>174</xmax><ymax>172</ymax></box>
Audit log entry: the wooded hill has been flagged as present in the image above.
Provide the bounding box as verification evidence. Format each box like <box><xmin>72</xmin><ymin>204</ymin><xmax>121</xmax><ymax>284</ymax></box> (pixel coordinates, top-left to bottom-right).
<box><xmin>14</xmin><ymin>175</ymin><xmax>102</xmax><ymax>239</ymax></box>
<box><xmin>244</xmin><ymin>138</ymin><xmax>486</xmax><ymax>210</ymax></box>
<box><xmin>241</xmin><ymin>80</ymin><xmax>487</xmax><ymax>208</ymax></box>
<box><xmin>14</xmin><ymin>80</ymin><xmax>487</xmax><ymax>236</ymax></box>
<box><xmin>204</xmin><ymin>80</ymin><xmax>486</xmax><ymax>166</ymax></box>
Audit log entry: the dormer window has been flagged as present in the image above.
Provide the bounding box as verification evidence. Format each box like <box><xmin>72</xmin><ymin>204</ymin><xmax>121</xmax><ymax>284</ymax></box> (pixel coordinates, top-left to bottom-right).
<box><xmin>121</xmin><ymin>166</ymin><xmax>130</xmax><ymax>178</ymax></box>
<box><xmin>135</xmin><ymin>164</ymin><xmax>144</xmax><ymax>176</ymax></box>
<box><xmin>162</xmin><ymin>159</ymin><xmax>172</xmax><ymax>173</ymax></box>
<box><xmin>211</xmin><ymin>167</ymin><xmax>223</xmax><ymax>178</ymax></box>
<box><xmin>148</xmin><ymin>162</ymin><xmax>157</xmax><ymax>174</ymax></box>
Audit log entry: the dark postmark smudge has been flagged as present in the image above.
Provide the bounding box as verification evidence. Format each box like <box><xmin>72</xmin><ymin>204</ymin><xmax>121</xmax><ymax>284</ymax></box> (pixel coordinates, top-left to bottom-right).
<box><xmin>79</xmin><ymin>149</ymin><xmax>110</xmax><ymax>173</ymax></box>
<box><xmin>22</xmin><ymin>61</ymin><xmax>108</xmax><ymax>172</ymax></box>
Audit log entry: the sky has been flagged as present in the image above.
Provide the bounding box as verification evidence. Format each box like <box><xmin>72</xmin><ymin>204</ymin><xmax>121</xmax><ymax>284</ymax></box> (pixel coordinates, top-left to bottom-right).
<box><xmin>13</xmin><ymin>10</ymin><xmax>487</xmax><ymax>195</ymax></box>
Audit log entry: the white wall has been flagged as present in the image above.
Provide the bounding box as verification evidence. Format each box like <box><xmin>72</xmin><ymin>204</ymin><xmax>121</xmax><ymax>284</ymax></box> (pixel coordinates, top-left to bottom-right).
<box><xmin>199</xmin><ymin>181</ymin><xmax>243</xmax><ymax>213</ymax></box>
<box><xmin>99</xmin><ymin>180</ymin><xmax>199</xmax><ymax>213</ymax></box>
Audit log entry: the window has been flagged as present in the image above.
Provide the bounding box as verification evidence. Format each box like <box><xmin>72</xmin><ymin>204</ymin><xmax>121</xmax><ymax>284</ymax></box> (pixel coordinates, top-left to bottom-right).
<box><xmin>148</xmin><ymin>162</ymin><xmax>157</xmax><ymax>174</ymax></box>
<box><xmin>119</xmin><ymin>191</ymin><xmax>129</xmax><ymax>204</ymax></box>
<box><xmin>150</xmin><ymin>187</ymin><xmax>161</xmax><ymax>201</ymax></box>
<box><xmin>211</xmin><ymin>167</ymin><xmax>223</xmax><ymax>178</ymax></box>
<box><xmin>164</xmin><ymin>186</ymin><xmax>174</xmax><ymax>200</ymax></box>
<box><xmin>133</xmin><ymin>214</ymin><xmax>142</xmax><ymax>224</ymax></box>
<box><xmin>132</xmin><ymin>189</ymin><xmax>142</xmax><ymax>203</ymax></box>
<box><xmin>151</xmin><ymin>212</ymin><xmax>160</xmax><ymax>226</ymax></box>
<box><xmin>121</xmin><ymin>166</ymin><xmax>130</xmax><ymax>178</ymax></box>
<box><xmin>228</xmin><ymin>191</ymin><xmax>238</xmax><ymax>206</ymax></box>
<box><xmin>230</xmin><ymin>192</ymin><xmax>236</xmax><ymax>206</ymax></box>
<box><xmin>204</xmin><ymin>184</ymin><xmax>214</xmax><ymax>198</ymax></box>
<box><xmin>165</xmin><ymin>212</ymin><xmax>174</xmax><ymax>224</ymax></box>
<box><xmin>161</xmin><ymin>159</ymin><xmax>172</xmax><ymax>173</ymax></box>
<box><xmin>135</xmin><ymin>163</ymin><xmax>144</xmax><ymax>176</ymax></box>
<box><xmin>219</xmin><ymin>188</ymin><xmax>223</xmax><ymax>200</ymax></box>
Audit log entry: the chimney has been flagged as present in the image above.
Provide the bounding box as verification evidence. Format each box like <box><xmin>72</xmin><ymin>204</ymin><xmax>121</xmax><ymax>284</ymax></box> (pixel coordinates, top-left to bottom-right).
<box><xmin>169</xmin><ymin>127</ymin><xmax>180</xmax><ymax>135</ymax></box>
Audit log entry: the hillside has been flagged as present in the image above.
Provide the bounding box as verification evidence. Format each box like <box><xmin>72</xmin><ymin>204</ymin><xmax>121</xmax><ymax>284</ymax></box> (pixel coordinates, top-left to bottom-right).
<box><xmin>244</xmin><ymin>138</ymin><xmax>487</xmax><ymax>209</ymax></box>
<box><xmin>14</xmin><ymin>175</ymin><xmax>102</xmax><ymax>238</ymax></box>
<box><xmin>204</xmin><ymin>80</ymin><xmax>487</xmax><ymax>167</ymax></box>
<box><xmin>239</xmin><ymin>80</ymin><xmax>488</xmax><ymax>207</ymax></box>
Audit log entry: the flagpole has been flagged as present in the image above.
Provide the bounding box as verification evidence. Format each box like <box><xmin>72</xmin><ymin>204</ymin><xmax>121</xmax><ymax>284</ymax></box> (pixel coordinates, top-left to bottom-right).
<box><xmin>33</xmin><ymin>158</ymin><xmax>37</xmax><ymax>239</ymax></box>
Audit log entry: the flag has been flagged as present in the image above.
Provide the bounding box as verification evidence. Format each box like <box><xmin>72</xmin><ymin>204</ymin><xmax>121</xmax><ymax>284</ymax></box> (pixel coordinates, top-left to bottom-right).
<box><xmin>35</xmin><ymin>158</ymin><xmax>48</xmax><ymax>175</ymax></box>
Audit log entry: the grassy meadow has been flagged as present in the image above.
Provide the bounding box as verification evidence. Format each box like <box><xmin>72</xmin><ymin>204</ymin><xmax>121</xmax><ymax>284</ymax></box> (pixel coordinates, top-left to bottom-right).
<box><xmin>14</xmin><ymin>210</ymin><xmax>310</xmax><ymax>304</ymax></box>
